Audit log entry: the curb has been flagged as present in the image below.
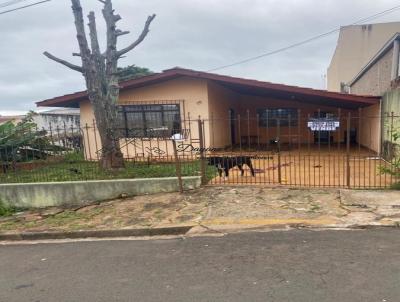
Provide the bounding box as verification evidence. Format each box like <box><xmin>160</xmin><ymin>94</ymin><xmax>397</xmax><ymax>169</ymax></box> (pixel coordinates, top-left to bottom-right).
<box><xmin>190</xmin><ymin>223</ymin><xmax>400</xmax><ymax>235</ymax></box>
<box><xmin>349</xmin><ymin>224</ymin><xmax>400</xmax><ymax>230</ymax></box>
<box><xmin>0</xmin><ymin>225</ymin><xmax>194</xmax><ymax>241</ymax></box>
<box><xmin>1</xmin><ymin>223</ymin><xmax>399</xmax><ymax>242</ymax></box>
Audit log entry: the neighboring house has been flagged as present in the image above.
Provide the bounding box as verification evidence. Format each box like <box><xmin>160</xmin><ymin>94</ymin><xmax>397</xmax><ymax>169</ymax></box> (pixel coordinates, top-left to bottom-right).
<box><xmin>328</xmin><ymin>22</ymin><xmax>400</xmax><ymax>92</ymax></box>
<box><xmin>1</xmin><ymin>110</ymin><xmax>80</xmax><ymax>130</ymax></box>
<box><xmin>33</xmin><ymin>108</ymin><xmax>80</xmax><ymax>131</ymax></box>
<box><xmin>31</xmin><ymin>109</ymin><xmax>80</xmax><ymax>149</ymax></box>
<box><xmin>0</xmin><ymin>110</ymin><xmax>80</xmax><ymax>149</ymax></box>
<box><xmin>348</xmin><ymin>33</ymin><xmax>400</xmax><ymax>96</ymax></box>
<box><xmin>36</xmin><ymin>68</ymin><xmax>381</xmax><ymax>158</ymax></box>
<box><xmin>344</xmin><ymin>32</ymin><xmax>400</xmax><ymax>160</ymax></box>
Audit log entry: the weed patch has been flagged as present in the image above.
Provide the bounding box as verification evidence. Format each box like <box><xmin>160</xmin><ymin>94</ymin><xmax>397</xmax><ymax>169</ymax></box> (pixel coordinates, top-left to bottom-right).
<box><xmin>0</xmin><ymin>200</ymin><xmax>16</xmax><ymax>217</ymax></box>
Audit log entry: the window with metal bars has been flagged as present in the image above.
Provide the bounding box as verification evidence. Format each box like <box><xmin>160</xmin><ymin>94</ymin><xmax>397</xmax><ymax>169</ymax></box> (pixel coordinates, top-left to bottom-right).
<box><xmin>118</xmin><ymin>104</ymin><xmax>181</xmax><ymax>138</ymax></box>
<box><xmin>257</xmin><ymin>108</ymin><xmax>298</xmax><ymax>127</ymax></box>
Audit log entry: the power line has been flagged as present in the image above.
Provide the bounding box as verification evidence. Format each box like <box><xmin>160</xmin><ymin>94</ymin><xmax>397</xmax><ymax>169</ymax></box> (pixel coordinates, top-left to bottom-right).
<box><xmin>207</xmin><ymin>4</ymin><xmax>400</xmax><ymax>72</ymax></box>
<box><xmin>0</xmin><ymin>0</ymin><xmax>30</xmax><ymax>9</ymax></box>
<box><xmin>0</xmin><ymin>0</ymin><xmax>50</xmax><ymax>15</ymax></box>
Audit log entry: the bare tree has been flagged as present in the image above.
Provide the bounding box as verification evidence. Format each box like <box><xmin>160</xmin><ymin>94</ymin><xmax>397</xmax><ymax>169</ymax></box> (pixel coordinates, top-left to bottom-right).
<box><xmin>44</xmin><ymin>0</ymin><xmax>155</xmax><ymax>169</ymax></box>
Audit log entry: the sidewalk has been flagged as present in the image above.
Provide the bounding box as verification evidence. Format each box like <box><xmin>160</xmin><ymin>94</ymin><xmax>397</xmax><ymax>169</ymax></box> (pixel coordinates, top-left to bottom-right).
<box><xmin>1</xmin><ymin>186</ymin><xmax>400</xmax><ymax>237</ymax></box>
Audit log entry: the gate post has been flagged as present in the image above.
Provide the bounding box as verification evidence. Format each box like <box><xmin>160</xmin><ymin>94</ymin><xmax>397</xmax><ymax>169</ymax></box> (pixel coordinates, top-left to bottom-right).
<box><xmin>346</xmin><ymin>112</ymin><xmax>351</xmax><ymax>188</ymax></box>
<box><xmin>198</xmin><ymin>118</ymin><xmax>206</xmax><ymax>185</ymax></box>
<box><xmin>277</xmin><ymin>118</ymin><xmax>282</xmax><ymax>184</ymax></box>
<box><xmin>172</xmin><ymin>139</ymin><xmax>183</xmax><ymax>193</ymax></box>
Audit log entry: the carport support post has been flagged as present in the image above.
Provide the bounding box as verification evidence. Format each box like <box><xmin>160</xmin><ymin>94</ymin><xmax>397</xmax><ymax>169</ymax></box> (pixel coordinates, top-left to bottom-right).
<box><xmin>277</xmin><ymin>118</ymin><xmax>282</xmax><ymax>184</ymax></box>
<box><xmin>346</xmin><ymin>112</ymin><xmax>351</xmax><ymax>188</ymax></box>
<box><xmin>198</xmin><ymin>118</ymin><xmax>207</xmax><ymax>185</ymax></box>
<box><xmin>172</xmin><ymin>139</ymin><xmax>183</xmax><ymax>193</ymax></box>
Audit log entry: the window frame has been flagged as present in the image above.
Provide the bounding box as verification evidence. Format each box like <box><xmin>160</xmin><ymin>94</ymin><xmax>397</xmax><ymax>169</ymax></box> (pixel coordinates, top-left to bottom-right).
<box><xmin>118</xmin><ymin>103</ymin><xmax>182</xmax><ymax>138</ymax></box>
<box><xmin>257</xmin><ymin>108</ymin><xmax>298</xmax><ymax>127</ymax></box>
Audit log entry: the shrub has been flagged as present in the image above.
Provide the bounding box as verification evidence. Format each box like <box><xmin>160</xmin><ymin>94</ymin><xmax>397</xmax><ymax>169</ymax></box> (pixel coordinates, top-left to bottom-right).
<box><xmin>380</xmin><ymin>122</ymin><xmax>400</xmax><ymax>188</ymax></box>
<box><xmin>0</xmin><ymin>112</ymin><xmax>64</xmax><ymax>163</ymax></box>
<box><xmin>63</xmin><ymin>151</ymin><xmax>85</xmax><ymax>163</ymax></box>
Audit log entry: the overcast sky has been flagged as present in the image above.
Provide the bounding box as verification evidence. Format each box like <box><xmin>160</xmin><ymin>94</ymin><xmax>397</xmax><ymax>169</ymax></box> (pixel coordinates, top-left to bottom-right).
<box><xmin>1</xmin><ymin>0</ymin><xmax>400</xmax><ymax>115</ymax></box>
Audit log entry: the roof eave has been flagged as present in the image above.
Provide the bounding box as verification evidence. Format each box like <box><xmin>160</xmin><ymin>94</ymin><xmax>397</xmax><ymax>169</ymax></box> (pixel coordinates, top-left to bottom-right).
<box><xmin>36</xmin><ymin>68</ymin><xmax>380</xmax><ymax>108</ymax></box>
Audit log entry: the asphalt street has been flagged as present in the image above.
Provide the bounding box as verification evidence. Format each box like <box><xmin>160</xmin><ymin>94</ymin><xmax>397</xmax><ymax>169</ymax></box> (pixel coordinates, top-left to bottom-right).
<box><xmin>0</xmin><ymin>229</ymin><xmax>399</xmax><ymax>302</ymax></box>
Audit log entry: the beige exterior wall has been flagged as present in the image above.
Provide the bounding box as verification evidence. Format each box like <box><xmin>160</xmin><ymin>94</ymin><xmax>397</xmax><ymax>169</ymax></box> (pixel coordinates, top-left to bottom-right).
<box><xmin>359</xmin><ymin>104</ymin><xmax>381</xmax><ymax>153</ymax></box>
<box><xmin>207</xmin><ymin>81</ymin><xmax>241</xmax><ymax>148</ymax></box>
<box><xmin>118</xmin><ymin>77</ymin><xmax>209</xmax><ymax>118</ymax></box>
<box><xmin>328</xmin><ymin>22</ymin><xmax>400</xmax><ymax>92</ymax></box>
<box><xmin>350</xmin><ymin>48</ymin><xmax>393</xmax><ymax>96</ymax></box>
<box><xmin>80</xmin><ymin>77</ymin><xmax>210</xmax><ymax>159</ymax></box>
<box><xmin>80</xmin><ymin>100</ymin><xmax>102</xmax><ymax>160</ymax></box>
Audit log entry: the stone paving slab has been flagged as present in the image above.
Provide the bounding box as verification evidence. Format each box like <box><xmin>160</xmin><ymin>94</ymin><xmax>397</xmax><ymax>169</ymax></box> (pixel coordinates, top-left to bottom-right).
<box><xmin>338</xmin><ymin>189</ymin><xmax>400</xmax><ymax>226</ymax></box>
<box><xmin>1</xmin><ymin>186</ymin><xmax>400</xmax><ymax>236</ymax></box>
<box><xmin>205</xmin><ymin>187</ymin><xmax>345</xmax><ymax>221</ymax></box>
<box><xmin>340</xmin><ymin>190</ymin><xmax>400</xmax><ymax>206</ymax></box>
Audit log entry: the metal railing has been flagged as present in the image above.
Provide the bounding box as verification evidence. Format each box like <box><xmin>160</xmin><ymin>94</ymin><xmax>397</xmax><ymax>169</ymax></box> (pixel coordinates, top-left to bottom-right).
<box><xmin>1</xmin><ymin>110</ymin><xmax>399</xmax><ymax>188</ymax></box>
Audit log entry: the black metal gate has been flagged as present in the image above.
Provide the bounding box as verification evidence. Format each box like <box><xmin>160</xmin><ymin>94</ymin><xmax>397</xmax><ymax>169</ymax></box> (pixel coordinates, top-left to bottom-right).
<box><xmin>202</xmin><ymin>110</ymin><xmax>399</xmax><ymax>189</ymax></box>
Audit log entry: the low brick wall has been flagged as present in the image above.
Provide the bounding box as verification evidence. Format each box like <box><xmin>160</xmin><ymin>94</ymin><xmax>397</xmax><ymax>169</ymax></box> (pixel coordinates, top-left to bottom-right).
<box><xmin>0</xmin><ymin>177</ymin><xmax>201</xmax><ymax>209</ymax></box>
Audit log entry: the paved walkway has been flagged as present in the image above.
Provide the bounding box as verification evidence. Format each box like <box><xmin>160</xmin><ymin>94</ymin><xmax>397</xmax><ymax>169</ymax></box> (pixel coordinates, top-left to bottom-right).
<box><xmin>1</xmin><ymin>187</ymin><xmax>400</xmax><ymax>234</ymax></box>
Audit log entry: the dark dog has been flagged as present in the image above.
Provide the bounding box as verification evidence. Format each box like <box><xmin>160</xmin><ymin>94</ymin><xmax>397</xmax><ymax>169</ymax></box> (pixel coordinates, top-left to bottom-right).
<box><xmin>207</xmin><ymin>156</ymin><xmax>255</xmax><ymax>178</ymax></box>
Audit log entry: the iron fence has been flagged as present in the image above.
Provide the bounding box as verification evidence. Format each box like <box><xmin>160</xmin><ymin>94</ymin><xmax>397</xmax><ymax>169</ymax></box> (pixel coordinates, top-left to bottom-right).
<box><xmin>0</xmin><ymin>110</ymin><xmax>399</xmax><ymax>188</ymax></box>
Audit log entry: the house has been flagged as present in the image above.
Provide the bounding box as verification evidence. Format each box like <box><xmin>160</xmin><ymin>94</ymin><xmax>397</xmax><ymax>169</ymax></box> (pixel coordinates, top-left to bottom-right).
<box><xmin>342</xmin><ymin>33</ymin><xmax>400</xmax><ymax>159</ymax></box>
<box><xmin>328</xmin><ymin>22</ymin><xmax>400</xmax><ymax>92</ymax></box>
<box><xmin>348</xmin><ymin>33</ymin><xmax>400</xmax><ymax>96</ymax></box>
<box><xmin>30</xmin><ymin>108</ymin><xmax>81</xmax><ymax>149</ymax></box>
<box><xmin>1</xmin><ymin>109</ymin><xmax>80</xmax><ymax>130</ymax></box>
<box><xmin>33</xmin><ymin>108</ymin><xmax>80</xmax><ymax>131</ymax></box>
<box><xmin>36</xmin><ymin>68</ymin><xmax>381</xmax><ymax>160</ymax></box>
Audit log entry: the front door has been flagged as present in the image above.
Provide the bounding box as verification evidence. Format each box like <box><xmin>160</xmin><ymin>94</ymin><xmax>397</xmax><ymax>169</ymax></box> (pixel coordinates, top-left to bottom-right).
<box><xmin>313</xmin><ymin>111</ymin><xmax>333</xmax><ymax>144</ymax></box>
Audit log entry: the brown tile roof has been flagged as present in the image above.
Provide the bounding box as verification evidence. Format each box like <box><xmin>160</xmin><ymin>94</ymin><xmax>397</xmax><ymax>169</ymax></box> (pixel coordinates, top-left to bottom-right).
<box><xmin>36</xmin><ymin>67</ymin><xmax>380</xmax><ymax>108</ymax></box>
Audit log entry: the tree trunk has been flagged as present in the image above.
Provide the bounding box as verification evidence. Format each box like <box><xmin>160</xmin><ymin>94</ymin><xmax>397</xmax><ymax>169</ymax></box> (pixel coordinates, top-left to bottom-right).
<box><xmin>99</xmin><ymin>137</ymin><xmax>124</xmax><ymax>169</ymax></box>
<box><xmin>44</xmin><ymin>0</ymin><xmax>155</xmax><ymax>170</ymax></box>
<box><xmin>91</xmin><ymin>93</ymin><xmax>124</xmax><ymax>170</ymax></box>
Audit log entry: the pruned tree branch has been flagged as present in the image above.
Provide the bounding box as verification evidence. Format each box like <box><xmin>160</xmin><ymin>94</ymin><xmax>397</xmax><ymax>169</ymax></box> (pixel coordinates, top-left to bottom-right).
<box><xmin>113</xmin><ymin>14</ymin><xmax>122</xmax><ymax>23</ymax></box>
<box><xmin>102</xmin><ymin>0</ymin><xmax>119</xmax><ymax>79</ymax></box>
<box><xmin>43</xmin><ymin>51</ymin><xmax>83</xmax><ymax>73</ymax></box>
<box><xmin>116</xmin><ymin>30</ymin><xmax>130</xmax><ymax>37</ymax></box>
<box><xmin>88</xmin><ymin>11</ymin><xmax>102</xmax><ymax>57</ymax></box>
<box><xmin>71</xmin><ymin>0</ymin><xmax>91</xmax><ymax>69</ymax></box>
<box><xmin>116</xmin><ymin>14</ymin><xmax>156</xmax><ymax>57</ymax></box>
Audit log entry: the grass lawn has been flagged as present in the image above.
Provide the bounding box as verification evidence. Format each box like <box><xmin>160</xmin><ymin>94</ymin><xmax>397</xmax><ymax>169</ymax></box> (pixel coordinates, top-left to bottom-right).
<box><xmin>0</xmin><ymin>159</ymin><xmax>217</xmax><ymax>184</ymax></box>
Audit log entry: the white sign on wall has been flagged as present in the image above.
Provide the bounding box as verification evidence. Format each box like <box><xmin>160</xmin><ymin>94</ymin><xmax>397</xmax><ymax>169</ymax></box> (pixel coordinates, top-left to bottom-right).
<box><xmin>307</xmin><ymin>120</ymin><xmax>340</xmax><ymax>131</ymax></box>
